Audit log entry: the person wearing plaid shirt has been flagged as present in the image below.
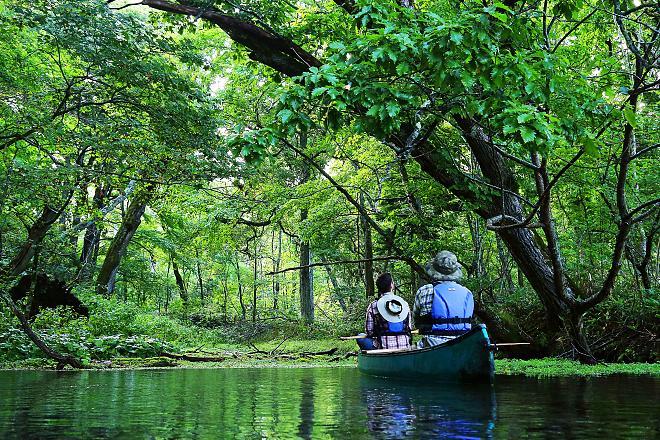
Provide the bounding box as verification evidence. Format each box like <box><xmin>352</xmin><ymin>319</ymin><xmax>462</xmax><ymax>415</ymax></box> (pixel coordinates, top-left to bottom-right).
<box><xmin>361</xmin><ymin>273</ymin><xmax>412</xmax><ymax>350</ymax></box>
<box><xmin>413</xmin><ymin>251</ymin><xmax>474</xmax><ymax>348</ymax></box>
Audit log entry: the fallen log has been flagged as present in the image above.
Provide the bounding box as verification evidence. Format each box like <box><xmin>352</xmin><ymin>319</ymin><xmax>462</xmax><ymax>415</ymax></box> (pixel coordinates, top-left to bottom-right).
<box><xmin>330</xmin><ymin>351</ymin><xmax>358</xmax><ymax>362</ymax></box>
<box><xmin>160</xmin><ymin>352</ymin><xmax>226</xmax><ymax>362</ymax></box>
<box><xmin>298</xmin><ymin>348</ymin><xmax>338</xmax><ymax>356</ymax></box>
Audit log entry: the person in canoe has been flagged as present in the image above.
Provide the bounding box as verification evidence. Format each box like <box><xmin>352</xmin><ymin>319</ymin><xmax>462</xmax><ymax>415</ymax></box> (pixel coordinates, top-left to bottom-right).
<box><xmin>356</xmin><ymin>273</ymin><xmax>412</xmax><ymax>350</ymax></box>
<box><xmin>413</xmin><ymin>251</ymin><xmax>474</xmax><ymax>348</ymax></box>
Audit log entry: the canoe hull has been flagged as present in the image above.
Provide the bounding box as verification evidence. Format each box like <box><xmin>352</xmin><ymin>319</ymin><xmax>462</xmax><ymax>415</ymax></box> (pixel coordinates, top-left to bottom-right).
<box><xmin>357</xmin><ymin>324</ymin><xmax>495</xmax><ymax>383</ymax></box>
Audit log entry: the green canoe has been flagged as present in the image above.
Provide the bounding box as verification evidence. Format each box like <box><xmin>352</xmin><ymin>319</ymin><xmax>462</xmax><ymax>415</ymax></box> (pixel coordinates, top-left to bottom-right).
<box><xmin>357</xmin><ymin>324</ymin><xmax>495</xmax><ymax>383</ymax></box>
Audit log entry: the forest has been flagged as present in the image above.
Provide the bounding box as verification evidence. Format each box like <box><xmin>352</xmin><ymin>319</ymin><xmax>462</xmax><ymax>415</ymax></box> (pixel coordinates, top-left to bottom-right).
<box><xmin>0</xmin><ymin>0</ymin><xmax>657</xmax><ymax>369</ymax></box>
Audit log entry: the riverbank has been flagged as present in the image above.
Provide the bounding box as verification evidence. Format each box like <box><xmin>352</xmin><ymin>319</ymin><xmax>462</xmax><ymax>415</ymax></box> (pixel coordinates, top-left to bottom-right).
<box><xmin>2</xmin><ymin>351</ymin><xmax>659</xmax><ymax>378</ymax></box>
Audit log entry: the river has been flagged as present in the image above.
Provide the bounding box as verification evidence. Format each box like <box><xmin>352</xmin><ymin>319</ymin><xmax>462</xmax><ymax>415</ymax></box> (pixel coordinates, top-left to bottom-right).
<box><xmin>0</xmin><ymin>368</ymin><xmax>657</xmax><ymax>438</ymax></box>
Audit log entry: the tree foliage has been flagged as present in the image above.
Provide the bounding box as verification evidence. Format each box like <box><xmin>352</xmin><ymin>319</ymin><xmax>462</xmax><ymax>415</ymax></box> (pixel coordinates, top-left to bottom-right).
<box><xmin>0</xmin><ymin>0</ymin><xmax>657</xmax><ymax>365</ymax></box>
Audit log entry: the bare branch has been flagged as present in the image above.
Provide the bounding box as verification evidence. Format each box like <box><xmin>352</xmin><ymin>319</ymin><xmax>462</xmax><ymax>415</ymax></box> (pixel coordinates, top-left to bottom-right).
<box><xmin>552</xmin><ymin>9</ymin><xmax>598</xmax><ymax>53</ymax></box>
<box><xmin>627</xmin><ymin>198</ymin><xmax>660</xmax><ymax>223</ymax></box>
<box><xmin>613</xmin><ymin>0</ymin><xmax>651</xmax><ymax>67</ymax></box>
<box><xmin>267</xmin><ymin>256</ymin><xmax>407</xmax><ymax>275</ymax></box>
<box><xmin>630</xmin><ymin>143</ymin><xmax>659</xmax><ymax>160</ymax></box>
<box><xmin>109</xmin><ymin>2</ymin><xmax>142</xmax><ymax>11</ymax></box>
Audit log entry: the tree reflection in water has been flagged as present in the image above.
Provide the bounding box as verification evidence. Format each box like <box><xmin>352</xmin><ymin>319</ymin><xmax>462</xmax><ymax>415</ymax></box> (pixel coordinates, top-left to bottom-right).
<box><xmin>1</xmin><ymin>369</ymin><xmax>657</xmax><ymax>439</ymax></box>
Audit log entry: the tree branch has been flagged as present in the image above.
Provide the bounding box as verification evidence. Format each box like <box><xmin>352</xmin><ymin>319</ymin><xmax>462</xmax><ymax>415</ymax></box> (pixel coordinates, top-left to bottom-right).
<box><xmin>0</xmin><ymin>287</ymin><xmax>84</xmax><ymax>369</ymax></box>
<box><xmin>267</xmin><ymin>256</ymin><xmax>406</xmax><ymax>275</ymax></box>
<box><xmin>629</xmin><ymin>143</ymin><xmax>659</xmax><ymax>160</ymax></box>
<box><xmin>282</xmin><ymin>137</ymin><xmax>428</xmax><ymax>278</ymax></box>
<box><xmin>71</xmin><ymin>180</ymin><xmax>137</xmax><ymax>233</ymax></box>
<box><xmin>140</xmin><ymin>0</ymin><xmax>320</xmax><ymax>77</ymax></box>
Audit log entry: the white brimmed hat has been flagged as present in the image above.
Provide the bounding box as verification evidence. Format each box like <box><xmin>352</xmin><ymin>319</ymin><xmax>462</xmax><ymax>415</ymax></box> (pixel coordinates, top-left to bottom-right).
<box><xmin>376</xmin><ymin>293</ymin><xmax>410</xmax><ymax>323</ymax></box>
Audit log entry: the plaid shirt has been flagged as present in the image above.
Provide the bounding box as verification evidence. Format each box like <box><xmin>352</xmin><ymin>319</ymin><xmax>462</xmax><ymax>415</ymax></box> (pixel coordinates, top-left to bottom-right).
<box><xmin>412</xmin><ymin>283</ymin><xmax>435</xmax><ymax>328</ymax></box>
<box><xmin>413</xmin><ymin>282</ymin><xmax>473</xmax><ymax>333</ymax></box>
<box><xmin>365</xmin><ymin>296</ymin><xmax>411</xmax><ymax>349</ymax></box>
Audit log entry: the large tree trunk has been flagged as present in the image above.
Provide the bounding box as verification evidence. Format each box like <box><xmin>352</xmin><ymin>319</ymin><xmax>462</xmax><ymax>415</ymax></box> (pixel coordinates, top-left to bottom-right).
<box><xmin>273</xmin><ymin>228</ymin><xmax>282</xmax><ymax>309</ymax></box>
<box><xmin>454</xmin><ymin>117</ymin><xmax>597</xmax><ymax>359</ymax></box>
<box><xmin>410</xmin><ymin>117</ymin><xmax>586</xmax><ymax>355</ymax></box>
<box><xmin>299</xmin><ymin>209</ymin><xmax>314</xmax><ymax>323</ymax></box>
<box><xmin>172</xmin><ymin>259</ymin><xmax>188</xmax><ymax>306</ymax></box>
<box><xmin>252</xmin><ymin>244</ymin><xmax>258</xmax><ymax>323</ymax></box>
<box><xmin>359</xmin><ymin>192</ymin><xmax>375</xmax><ymax>298</ymax></box>
<box><xmin>96</xmin><ymin>189</ymin><xmax>150</xmax><ymax>295</ymax></box>
<box><xmin>79</xmin><ymin>222</ymin><xmax>101</xmax><ymax>280</ymax></box>
<box><xmin>79</xmin><ymin>184</ymin><xmax>105</xmax><ymax>281</ymax></box>
<box><xmin>235</xmin><ymin>256</ymin><xmax>246</xmax><ymax>320</ymax></box>
<box><xmin>10</xmin><ymin>206</ymin><xmax>63</xmax><ymax>276</ymax></box>
<box><xmin>195</xmin><ymin>247</ymin><xmax>205</xmax><ymax>305</ymax></box>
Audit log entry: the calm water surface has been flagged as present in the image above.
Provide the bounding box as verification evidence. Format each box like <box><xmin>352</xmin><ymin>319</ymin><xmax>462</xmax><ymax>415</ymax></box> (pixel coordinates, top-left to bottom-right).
<box><xmin>0</xmin><ymin>367</ymin><xmax>657</xmax><ymax>439</ymax></box>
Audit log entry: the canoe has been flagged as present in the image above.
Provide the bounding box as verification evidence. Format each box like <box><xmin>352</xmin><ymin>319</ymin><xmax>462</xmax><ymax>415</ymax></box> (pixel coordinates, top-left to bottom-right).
<box><xmin>357</xmin><ymin>324</ymin><xmax>495</xmax><ymax>383</ymax></box>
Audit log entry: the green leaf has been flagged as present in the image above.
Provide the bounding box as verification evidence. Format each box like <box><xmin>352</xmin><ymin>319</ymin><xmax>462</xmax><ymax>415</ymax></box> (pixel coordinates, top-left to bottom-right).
<box><xmin>328</xmin><ymin>41</ymin><xmax>346</xmax><ymax>51</ymax></box>
<box><xmin>366</xmin><ymin>105</ymin><xmax>380</xmax><ymax>117</ymax></box>
<box><xmin>396</xmin><ymin>63</ymin><xmax>411</xmax><ymax>75</ymax></box>
<box><xmin>623</xmin><ymin>107</ymin><xmax>637</xmax><ymax>128</ymax></box>
<box><xmin>581</xmin><ymin>136</ymin><xmax>598</xmax><ymax>156</ymax></box>
<box><xmin>460</xmin><ymin>71</ymin><xmax>475</xmax><ymax>88</ymax></box>
<box><xmin>371</xmin><ymin>47</ymin><xmax>385</xmax><ymax>61</ymax></box>
<box><xmin>517</xmin><ymin>113</ymin><xmax>534</xmax><ymax>124</ymax></box>
<box><xmin>386</xmin><ymin>102</ymin><xmax>400</xmax><ymax>118</ymax></box>
<box><xmin>450</xmin><ymin>32</ymin><xmax>463</xmax><ymax>45</ymax></box>
<box><xmin>278</xmin><ymin>109</ymin><xmax>294</xmax><ymax>124</ymax></box>
<box><xmin>503</xmin><ymin>125</ymin><xmax>516</xmax><ymax>135</ymax></box>
<box><xmin>519</xmin><ymin>126</ymin><xmax>536</xmax><ymax>143</ymax></box>
<box><xmin>311</xmin><ymin>87</ymin><xmax>327</xmax><ymax>97</ymax></box>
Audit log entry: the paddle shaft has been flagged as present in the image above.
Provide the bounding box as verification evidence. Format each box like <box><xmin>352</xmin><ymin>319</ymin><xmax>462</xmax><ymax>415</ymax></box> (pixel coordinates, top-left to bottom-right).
<box><xmin>492</xmin><ymin>342</ymin><xmax>530</xmax><ymax>346</ymax></box>
<box><xmin>340</xmin><ymin>330</ymin><xmax>419</xmax><ymax>340</ymax></box>
<box><xmin>363</xmin><ymin>347</ymin><xmax>413</xmax><ymax>354</ymax></box>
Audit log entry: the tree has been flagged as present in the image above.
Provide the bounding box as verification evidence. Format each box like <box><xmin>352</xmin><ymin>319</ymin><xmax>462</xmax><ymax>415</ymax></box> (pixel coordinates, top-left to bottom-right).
<box><xmin>130</xmin><ymin>0</ymin><xmax>658</xmax><ymax>361</ymax></box>
<box><xmin>0</xmin><ymin>0</ymin><xmax>224</xmax><ymax>364</ymax></box>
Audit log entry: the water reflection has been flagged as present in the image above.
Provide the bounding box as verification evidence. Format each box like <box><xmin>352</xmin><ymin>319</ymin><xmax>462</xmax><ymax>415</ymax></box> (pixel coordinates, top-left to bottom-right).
<box><xmin>297</xmin><ymin>373</ymin><xmax>315</xmax><ymax>439</ymax></box>
<box><xmin>360</xmin><ymin>375</ymin><xmax>495</xmax><ymax>438</ymax></box>
<box><xmin>0</xmin><ymin>368</ymin><xmax>657</xmax><ymax>439</ymax></box>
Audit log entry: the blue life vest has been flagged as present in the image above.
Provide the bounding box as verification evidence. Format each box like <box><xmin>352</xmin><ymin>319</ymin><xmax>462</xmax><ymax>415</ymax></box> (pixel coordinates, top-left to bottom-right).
<box><xmin>421</xmin><ymin>281</ymin><xmax>473</xmax><ymax>336</ymax></box>
<box><xmin>385</xmin><ymin>321</ymin><xmax>405</xmax><ymax>335</ymax></box>
<box><xmin>375</xmin><ymin>316</ymin><xmax>407</xmax><ymax>336</ymax></box>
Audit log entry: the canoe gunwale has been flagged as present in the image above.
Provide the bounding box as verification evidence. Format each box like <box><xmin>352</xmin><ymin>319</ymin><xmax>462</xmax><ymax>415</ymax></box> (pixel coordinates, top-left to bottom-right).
<box><xmin>359</xmin><ymin>324</ymin><xmax>488</xmax><ymax>358</ymax></box>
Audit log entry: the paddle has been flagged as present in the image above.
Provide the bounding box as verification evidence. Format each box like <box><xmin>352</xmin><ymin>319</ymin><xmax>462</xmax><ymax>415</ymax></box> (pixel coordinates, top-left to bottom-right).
<box><xmin>492</xmin><ymin>342</ymin><xmax>531</xmax><ymax>346</ymax></box>
<box><xmin>488</xmin><ymin>342</ymin><xmax>531</xmax><ymax>352</ymax></box>
<box><xmin>339</xmin><ymin>329</ymin><xmax>420</xmax><ymax>340</ymax></box>
<box><xmin>363</xmin><ymin>347</ymin><xmax>413</xmax><ymax>354</ymax></box>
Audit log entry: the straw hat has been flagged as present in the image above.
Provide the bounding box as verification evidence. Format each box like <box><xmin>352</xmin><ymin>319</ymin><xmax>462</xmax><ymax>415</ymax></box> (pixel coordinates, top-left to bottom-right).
<box><xmin>376</xmin><ymin>293</ymin><xmax>410</xmax><ymax>323</ymax></box>
<box><xmin>425</xmin><ymin>250</ymin><xmax>463</xmax><ymax>282</ymax></box>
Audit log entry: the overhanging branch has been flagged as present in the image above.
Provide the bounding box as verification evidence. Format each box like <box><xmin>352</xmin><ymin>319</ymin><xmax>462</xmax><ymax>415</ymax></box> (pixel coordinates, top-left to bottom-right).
<box><xmin>267</xmin><ymin>256</ymin><xmax>407</xmax><ymax>275</ymax></box>
<box><xmin>140</xmin><ymin>0</ymin><xmax>320</xmax><ymax>77</ymax></box>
